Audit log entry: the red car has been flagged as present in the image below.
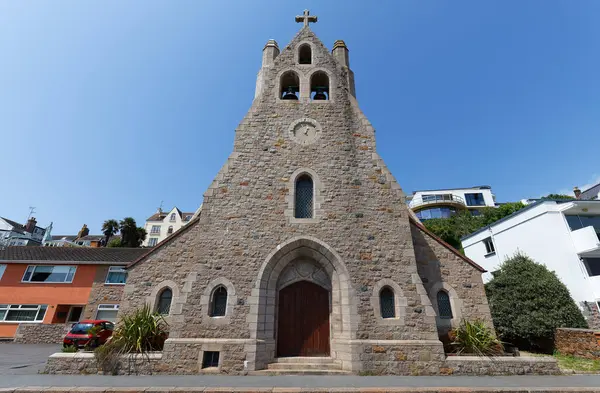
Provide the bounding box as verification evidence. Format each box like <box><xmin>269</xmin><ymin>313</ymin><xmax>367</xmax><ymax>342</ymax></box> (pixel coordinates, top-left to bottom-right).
<box><xmin>63</xmin><ymin>320</ymin><xmax>114</xmax><ymax>348</ymax></box>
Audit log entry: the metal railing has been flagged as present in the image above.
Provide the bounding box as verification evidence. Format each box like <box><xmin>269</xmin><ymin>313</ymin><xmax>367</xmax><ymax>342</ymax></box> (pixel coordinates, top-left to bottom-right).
<box><xmin>408</xmin><ymin>194</ymin><xmax>467</xmax><ymax>210</ymax></box>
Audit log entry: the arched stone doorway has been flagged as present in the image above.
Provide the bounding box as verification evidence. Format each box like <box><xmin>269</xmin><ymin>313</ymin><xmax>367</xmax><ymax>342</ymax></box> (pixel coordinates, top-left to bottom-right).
<box><xmin>247</xmin><ymin>236</ymin><xmax>357</xmax><ymax>370</ymax></box>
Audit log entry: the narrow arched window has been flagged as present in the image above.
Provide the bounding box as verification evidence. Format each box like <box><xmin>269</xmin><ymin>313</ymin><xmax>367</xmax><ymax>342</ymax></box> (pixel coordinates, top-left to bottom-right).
<box><xmin>280</xmin><ymin>71</ymin><xmax>300</xmax><ymax>100</ymax></box>
<box><xmin>157</xmin><ymin>288</ymin><xmax>173</xmax><ymax>315</ymax></box>
<box><xmin>210</xmin><ymin>286</ymin><xmax>227</xmax><ymax>317</ymax></box>
<box><xmin>167</xmin><ymin>226</ymin><xmax>174</xmax><ymax>235</ymax></box>
<box><xmin>380</xmin><ymin>287</ymin><xmax>395</xmax><ymax>319</ymax></box>
<box><xmin>294</xmin><ymin>175</ymin><xmax>314</xmax><ymax>219</ymax></box>
<box><xmin>298</xmin><ymin>44</ymin><xmax>311</xmax><ymax>64</ymax></box>
<box><xmin>437</xmin><ymin>290</ymin><xmax>453</xmax><ymax>319</ymax></box>
<box><xmin>310</xmin><ymin>71</ymin><xmax>329</xmax><ymax>100</ymax></box>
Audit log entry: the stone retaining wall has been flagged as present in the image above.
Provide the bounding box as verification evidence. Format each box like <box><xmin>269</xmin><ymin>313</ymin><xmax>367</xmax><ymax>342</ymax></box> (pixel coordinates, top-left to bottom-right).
<box><xmin>44</xmin><ymin>352</ymin><xmax>164</xmax><ymax>375</ymax></box>
<box><xmin>555</xmin><ymin>328</ymin><xmax>600</xmax><ymax>360</ymax></box>
<box><xmin>14</xmin><ymin>323</ymin><xmax>70</xmax><ymax>344</ymax></box>
<box><xmin>444</xmin><ymin>356</ymin><xmax>560</xmax><ymax>375</ymax></box>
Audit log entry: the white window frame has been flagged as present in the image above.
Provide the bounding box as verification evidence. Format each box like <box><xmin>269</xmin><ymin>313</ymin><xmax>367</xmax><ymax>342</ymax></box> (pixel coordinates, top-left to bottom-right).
<box><xmin>150</xmin><ymin>225</ymin><xmax>161</xmax><ymax>234</ymax></box>
<box><xmin>0</xmin><ymin>304</ymin><xmax>48</xmax><ymax>323</ymax></box>
<box><xmin>170</xmin><ymin>213</ymin><xmax>176</xmax><ymax>222</ymax></box>
<box><xmin>96</xmin><ymin>304</ymin><xmax>120</xmax><ymax>321</ymax></box>
<box><xmin>21</xmin><ymin>265</ymin><xmax>77</xmax><ymax>283</ymax></box>
<box><xmin>483</xmin><ymin>237</ymin><xmax>495</xmax><ymax>255</ymax></box>
<box><xmin>105</xmin><ymin>266</ymin><xmax>128</xmax><ymax>285</ymax></box>
<box><xmin>0</xmin><ymin>264</ymin><xmax>6</xmax><ymax>282</ymax></box>
<box><xmin>148</xmin><ymin>238</ymin><xmax>158</xmax><ymax>247</ymax></box>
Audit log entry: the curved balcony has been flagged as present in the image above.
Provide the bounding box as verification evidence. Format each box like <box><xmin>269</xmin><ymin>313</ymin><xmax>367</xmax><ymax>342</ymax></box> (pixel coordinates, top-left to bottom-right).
<box><xmin>408</xmin><ymin>194</ymin><xmax>468</xmax><ymax>212</ymax></box>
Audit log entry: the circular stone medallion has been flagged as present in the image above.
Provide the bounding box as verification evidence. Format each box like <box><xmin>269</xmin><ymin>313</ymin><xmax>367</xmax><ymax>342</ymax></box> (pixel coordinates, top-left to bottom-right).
<box><xmin>288</xmin><ymin>118</ymin><xmax>322</xmax><ymax>146</ymax></box>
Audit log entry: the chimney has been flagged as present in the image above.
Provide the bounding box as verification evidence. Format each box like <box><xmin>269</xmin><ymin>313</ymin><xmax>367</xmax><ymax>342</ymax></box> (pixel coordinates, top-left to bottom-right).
<box><xmin>573</xmin><ymin>187</ymin><xmax>582</xmax><ymax>199</ymax></box>
<box><xmin>25</xmin><ymin>217</ymin><xmax>37</xmax><ymax>233</ymax></box>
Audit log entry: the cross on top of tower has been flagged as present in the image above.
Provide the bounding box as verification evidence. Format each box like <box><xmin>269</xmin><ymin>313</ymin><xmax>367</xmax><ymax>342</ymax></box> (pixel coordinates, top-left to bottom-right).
<box><xmin>295</xmin><ymin>9</ymin><xmax>317</xmax><ymax>27</ymax></box>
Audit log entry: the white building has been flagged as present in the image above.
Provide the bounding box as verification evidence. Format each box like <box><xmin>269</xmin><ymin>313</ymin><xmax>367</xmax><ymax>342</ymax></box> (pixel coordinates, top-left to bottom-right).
<box><xmin>142</xmin><ymin>207</ymin><xmax>199</xmax><ymax>247</ymax></box>
<box><xmin>0</xmin><ymin>217</ymin><xmax>47</xmax><ymax>247</ymax></box>
<box><xmin>407</xmin><ymin>186</ymin><xmax>496</xmax><ymax>221</ymax></box>
<box><xmin>461</xmin><ymin>199</ymin><xmax>600</xmax><ymax>328</ymax></box>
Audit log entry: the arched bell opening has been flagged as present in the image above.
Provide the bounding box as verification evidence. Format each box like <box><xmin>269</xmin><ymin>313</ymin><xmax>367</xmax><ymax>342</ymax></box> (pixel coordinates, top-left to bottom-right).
<box><xmin>298</xmin><ymin>44</ymin><xmax>312</xmax><ymax>65</ymax></box>
<box><xmin>310</xmin><ymin>71</ymin><xmax>329</xmax><ymax>100</ymax></box>
<box><xmin>280</xmin><ymin>71</ymin><xmax>300</xmax><ymax>100</ymax></box>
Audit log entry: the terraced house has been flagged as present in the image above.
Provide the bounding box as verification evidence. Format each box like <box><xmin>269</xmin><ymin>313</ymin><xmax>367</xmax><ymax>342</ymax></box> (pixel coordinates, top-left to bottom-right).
<box><xmin>0</xmin><ymin>247</ymin><xmax>147</xmax><ymax>343</ymax></box>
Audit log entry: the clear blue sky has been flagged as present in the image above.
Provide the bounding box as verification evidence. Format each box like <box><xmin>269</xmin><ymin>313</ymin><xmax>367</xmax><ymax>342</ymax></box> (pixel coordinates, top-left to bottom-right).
<box><xmin>1</xmin><ymin>1</ymin><xmax>599</xmax><ymax>235</ymax></box>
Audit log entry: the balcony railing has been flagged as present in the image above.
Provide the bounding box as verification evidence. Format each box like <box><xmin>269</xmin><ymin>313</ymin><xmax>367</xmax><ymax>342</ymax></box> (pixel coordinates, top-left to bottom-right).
<box><xmin>408</xmin><ymin>194</ymin><xmax>467</xmax><ymax>210</ymax></box>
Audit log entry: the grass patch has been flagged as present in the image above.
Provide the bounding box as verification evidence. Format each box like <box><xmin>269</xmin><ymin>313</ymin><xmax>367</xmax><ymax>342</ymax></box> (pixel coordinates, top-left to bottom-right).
<box><xmin>554</xmin><ymin>352</ymin><xmax>600</xmax><ymax>373</ymax></box>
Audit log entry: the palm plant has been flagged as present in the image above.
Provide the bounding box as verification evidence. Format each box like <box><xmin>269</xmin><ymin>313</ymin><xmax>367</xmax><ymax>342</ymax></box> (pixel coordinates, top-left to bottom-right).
<box><xmin>102</xmin><ymin>219</ymin><xmax>119</xmax><ymax>247</ymax></box>
<box><xmin>451</xmin><ymin>319</ymin><xmax>504</xmax><ymax>356</ymax></box>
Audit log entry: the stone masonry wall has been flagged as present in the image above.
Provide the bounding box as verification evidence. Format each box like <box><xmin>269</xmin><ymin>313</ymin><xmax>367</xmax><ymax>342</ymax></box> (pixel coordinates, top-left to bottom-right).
<box><xmin>83</xmin><ymin>265</ymin><xmax>124</xmax><ymax>320</ymax></box>
<box><xmin>555</xmin><ymin>328</ymin><xmax>600</xmax><ymax>360</ymax></box>
<box><xmin>411</xmin><ymin>221</ymin><xmax>493</xmax><ymax>337</ymax></box>
<box><xmin>14</xmin><ymin>323</ymin><xmax>70</xmax><ymax>344</ymax></box>
<box><xmin>122</xmin><ymin>27</ymin><xmax>438</xmax><ymax>350</ymax></box>
<box><xmin>45</xmin><ymin>353</ymin><xmax>163</xmax><ymax>375</ymax></box>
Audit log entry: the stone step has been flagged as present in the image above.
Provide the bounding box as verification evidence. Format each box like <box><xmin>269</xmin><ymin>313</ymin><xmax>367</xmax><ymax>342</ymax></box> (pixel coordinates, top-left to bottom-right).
<box><xmin>267</xmin><ymin>362</ymin><xmax>341</xmax><ymax>371</ymax></box>
<box><xmin>250</xmin><ymin>369</ymin><xmax>352</xmax><ymax>376</ymax></box>
<box><xmin>272</xmin><ymin>356</ymin><xmax>336</xmax><ymax>364</ymax></box>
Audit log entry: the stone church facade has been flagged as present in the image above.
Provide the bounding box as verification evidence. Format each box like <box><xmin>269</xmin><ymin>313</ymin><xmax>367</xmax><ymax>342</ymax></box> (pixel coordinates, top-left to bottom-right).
<box><xmin>122</xmin><ymin>13</ymin><xmax>494</xmax><ymax>375</ymax></box>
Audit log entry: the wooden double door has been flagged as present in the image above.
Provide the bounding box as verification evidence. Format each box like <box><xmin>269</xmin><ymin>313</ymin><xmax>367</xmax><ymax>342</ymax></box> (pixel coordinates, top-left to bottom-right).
<box><xmin>277</xmin><ymin>280</ymin><xmax>330</xmax><ymax>357</ymax></box>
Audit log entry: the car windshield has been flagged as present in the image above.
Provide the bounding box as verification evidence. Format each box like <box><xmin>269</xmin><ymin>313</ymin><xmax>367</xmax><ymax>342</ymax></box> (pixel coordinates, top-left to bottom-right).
<box><xmin>70</xmin><ymin>323</ymin><xmax>94</xmax><ymax>334</ymax></box>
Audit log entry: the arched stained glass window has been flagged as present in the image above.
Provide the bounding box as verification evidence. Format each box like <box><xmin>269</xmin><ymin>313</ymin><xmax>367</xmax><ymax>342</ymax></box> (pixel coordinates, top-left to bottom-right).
<box><xmin>157</xmin><ymin>288</ymin><xmax>173</xmax><ymax>315</ymax></box>
<box><xmin>210</xmin><ymin>286</ymin><xmax>228</xmax><ymax>317</ymax></box>
<box><xmin>380</xmin><ymin>287</ymin><xmax>395</xmax><ymax>319</ymax></box>
<box><xmin>294</xmin><ymin>175</ymin><xmax>314</xmax><ymax>218</ymax></box>
<box><xmin>437</xmin><ymin>290</ymin><xmax>453</xmax><ymax>319</ymax></box>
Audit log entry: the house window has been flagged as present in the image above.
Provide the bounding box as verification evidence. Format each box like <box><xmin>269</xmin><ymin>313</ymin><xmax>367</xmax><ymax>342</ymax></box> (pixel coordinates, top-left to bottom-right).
<box><xmin>202</xmin><ymin>351</ymin><xmax>220</xmax><ymax>368</ymax></box>
<box><xmin>96</xmin><ymin>304</ymin><xmax>119</xmax><ymax>321</ymax></box>
<box><xmin>0</xmin><ymin>304</ymin><xmax>47</xmax><ymax>323</ymax></box>
<box><xmin>148</xmin><ymin>238</ymin><xmax>158</xmax><ymax>247</ymax></box>
<box><xmin>483</xmin><ymin>237</ymin><xmax>495</xmax><ymax>254</ymax></box>
<box><xmin>465</xmin><ymin>193</ymin><xmax>485</xmax><ymax>206</ymax></box>
<box><xmin>105</xmin><ymin>266</ymin><xmax>127</xmax><ymax>285</ymax></box>
<box><xmin>22</xmin><ymin>265</ymin><xmax>76</xmax><ymax>283</ymax></box>
<box><xmin>170</xmin><ymin>213</ymin><xmax>176</xmax><ymax>222</ymax></box>
<box><xmin>0</xmin><ymin>265</ymin><xmax>6</xmax><ymax>282</ymax></box>
<box><xmin>583</xmin><ymin>258</ymin><xmax>600</xmax><ymax>277</ymax></box>
<box><xmin>294</xmin><ymin>175</ymin><xmax>314</xmax><ymax>219</ymax></box>
<box><xmin>210</xmin><ymin>286</ymin><xmax>228</xmax><ymax>317</ymax></box>
<box><xmin>157</xmin><ymin>288</ymin><xmax>173</xmax><ymax>315</ymax></box>
<box><xmin>185</xmin><ymin>215</ymin><xmax>192</xmax><ymax>221</ymax></box>
<box><xmin>150</xmin><ymin>225</ymin><xmax>161</xmax><ymax>234</ymax></box>
<box><xmin>379</xmin><ymin>287</ymin><xmax>395</xmax><ymax>319</ymax></box>
<box><xmin>437</xmin><ymin>290</ymin><xmax>453</xmax><ymax>319</ymax></box>
<box><xmin>167</xmin><ymin>226</ymin><xmax>174</xmax><ymax>235</ymax></box>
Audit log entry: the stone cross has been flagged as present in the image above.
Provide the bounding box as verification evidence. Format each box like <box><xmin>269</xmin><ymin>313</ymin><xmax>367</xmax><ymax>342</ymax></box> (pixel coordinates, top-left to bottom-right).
<box><xmin>295</xmin><ymin>9</ymin><xmax>317</xmax><ymax>27</ymax></box>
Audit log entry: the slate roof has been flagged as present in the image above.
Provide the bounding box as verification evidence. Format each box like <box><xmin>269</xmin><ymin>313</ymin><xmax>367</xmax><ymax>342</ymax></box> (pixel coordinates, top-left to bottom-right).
<box><xmin>580</xmin><ymin>182</ymin><xmax>600</xmax><ymax>200</ymax></box>
<box><xmin>0</xmin><ymin>217</ymin><xmax>26</xmax><ymax>234</ymax></box>
<box><xmin>0</xmin><ymin>247</ymin><xmax>148</xmax><ymax>265</ymax></box>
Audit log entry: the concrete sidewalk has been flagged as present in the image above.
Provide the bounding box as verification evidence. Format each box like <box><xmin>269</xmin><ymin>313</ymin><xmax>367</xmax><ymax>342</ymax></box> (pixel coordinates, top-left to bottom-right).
<box><xmin>2</xmin><ymin>375</ymin><xmax>600</xmax><ymax>390</ymax></box>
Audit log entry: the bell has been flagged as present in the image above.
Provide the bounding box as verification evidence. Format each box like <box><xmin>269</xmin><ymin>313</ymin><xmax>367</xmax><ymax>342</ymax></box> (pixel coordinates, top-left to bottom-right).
<box><xmin>282</xmin><ymin>87</ymin><xmax>298</xmax><ymax>100</ymax></box>
<box><xmin>313</xmin><ymin>88</ymin><xmax>327</xmax><ymax>100</ymax></box>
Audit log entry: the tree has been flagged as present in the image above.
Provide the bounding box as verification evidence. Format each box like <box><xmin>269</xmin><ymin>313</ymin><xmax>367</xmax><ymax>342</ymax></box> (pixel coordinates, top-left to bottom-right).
<box><xmin>119</xmin><ymin>217</ymin><xmax>146</xmax><ymax>248</ymax></box>
<box><xmin>101</xmin><ymin>219</ymin><xmax>119</xmax><ymax>247</ymax></box>
<box><xmin>542</xmin><ymin>194</ymin><xmax>575</xmax><ymax>200</ymax></box>
<box><xmin>423</xmin><ymin>202</ymin><xmax>527</xmax><ymax>250</ymax></box>
<box><xmin>485</xmin><ymin>252</ymin><xmax>587</xmax><ymax>352</ymax></box>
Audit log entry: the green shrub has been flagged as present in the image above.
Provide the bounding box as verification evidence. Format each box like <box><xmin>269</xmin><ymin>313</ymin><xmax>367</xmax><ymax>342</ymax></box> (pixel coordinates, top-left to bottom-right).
<box><xmin>61</xmin><ymin>345</ymin><xmax>78</xmax><ymax>353</ymax></box>
<box><xmin>485</xmin><ymin>252</ymin><xmax>588</xmax><ymax>352</ymax></box>
<box><xmin>451</xmin><ymin>319</ymin><xmax>503</xmax><ymax>356</ymax></box>
<box><xmin>112</xmin><ymin>304</ymin><xmax>168</xmax><ymax>353</ymax></box>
